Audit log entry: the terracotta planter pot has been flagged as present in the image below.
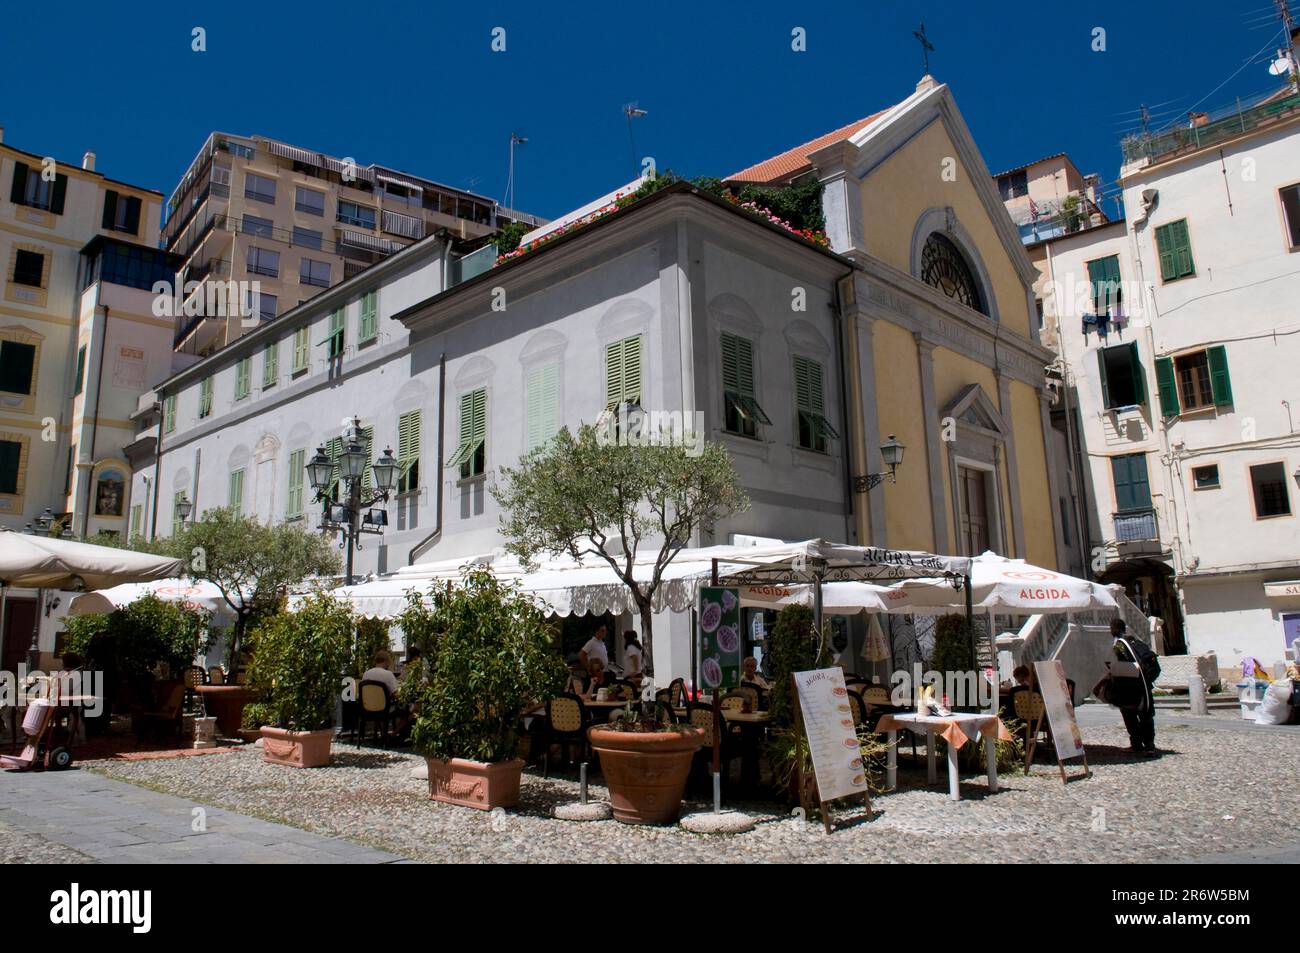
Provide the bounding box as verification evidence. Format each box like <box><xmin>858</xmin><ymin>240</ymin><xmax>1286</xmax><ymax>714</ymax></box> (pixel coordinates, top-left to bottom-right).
<box><xmin>195</xmin><ymin>685</ymin><xmax>256</xmax><ymax>736</ymax></box>
<box><xmin>588</xmin><ymin>726</ymin><xmax>708</xmax><ymax>824</ymax></box>
<box><xmin>426</xmin><ymin>757</ymin><xmax>524</xmax><ymax>810</ymax></box>
<box><xmin>260</xmin><ymin>726</ymin><xmax>333</xmax><ymax>768</ymax></box>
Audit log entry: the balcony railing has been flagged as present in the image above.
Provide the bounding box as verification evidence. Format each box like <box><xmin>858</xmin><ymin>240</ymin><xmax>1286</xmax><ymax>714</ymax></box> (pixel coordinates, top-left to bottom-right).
<box><xmin>382</xmin><ymin>208</ymin><xmax>423</xmax><ymax>239</ymax></box>
<box><xmin>1113</xmin><ymin>507</ymin><xmax>1158</xmax><ymax>544</ymax></box>
<box><xmin>1123</xmin><ymin>90</ymin><xmax>1300</xmax><ymax>165</ymax></box>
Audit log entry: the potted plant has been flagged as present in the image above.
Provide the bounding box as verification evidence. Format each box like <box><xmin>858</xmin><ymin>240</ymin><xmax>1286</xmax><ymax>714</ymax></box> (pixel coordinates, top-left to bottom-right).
<box><xmin>588</xmin><ymin>706</ymin><xmax>707</xmax><ymax>825</ymax></box>
<box><xmin>246</xmin><ymin>594</ymin><xmax>352</xmax><ymax>768</ymax></box>
<box><xmin>400</xmin><ymin>567</ymin><xmax>566</xmax><ymax>810</ymax></box>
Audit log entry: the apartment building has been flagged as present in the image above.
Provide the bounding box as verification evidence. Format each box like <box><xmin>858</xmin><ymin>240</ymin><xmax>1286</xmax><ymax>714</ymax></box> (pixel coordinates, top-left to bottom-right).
<box><xmin>163</xmin><ymin>132</ymin><xmax>543</xmax><ymax>358</ymax></box>
<box><xmin>0</xmin><ymin>130</ymin><xmax>174</xmax><ymax>673</ymax></box>
<box><xmin>1037</xmin><ymin>88</ymin><xmax>1300</xmax><ymax>673</ymax></box>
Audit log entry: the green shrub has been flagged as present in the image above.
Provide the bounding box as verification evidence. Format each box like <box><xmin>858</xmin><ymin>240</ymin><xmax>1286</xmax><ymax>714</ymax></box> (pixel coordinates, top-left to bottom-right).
<box><xmin>400</xmin><ymin>567</ymin><xmax>567</xmax><ymax>764</ymax></box>
<box><xmin>931</xmin><ymin>613</ymin><xmax>974</xmax><ymax>675</ymax></box>
<box><xmin>246</xmin><ymin>595</ymin><xmax>352</xmax><ymax>731</ymax></box>
<box><xmin>765</xmin><ymin>604</ymin><xmax>827</xmax><ymax>729</ymax></box>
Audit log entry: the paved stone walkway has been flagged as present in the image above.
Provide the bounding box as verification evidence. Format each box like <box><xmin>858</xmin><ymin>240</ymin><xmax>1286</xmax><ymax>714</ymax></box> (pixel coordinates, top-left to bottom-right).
<box><xmin>0</xmin><ymin>769</ymin><xmax>404</xmax><ymax>864</ymax></box>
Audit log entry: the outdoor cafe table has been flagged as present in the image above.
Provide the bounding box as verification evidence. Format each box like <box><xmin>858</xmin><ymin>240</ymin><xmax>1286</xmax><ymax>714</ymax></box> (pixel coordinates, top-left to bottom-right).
<box><xmin>874</xmin><ymin>712</ymin><xmax>1012</xmax><ymax>802</ymax></box>
<box><xmin>584</xmin><ymin>699</ymin><xmax>634</xmax><ymax>721</ymax></box>
<box><xmin>722</xmin><ymin>709</ymin><xmax>771</xmax><ymax>790</ymax></box>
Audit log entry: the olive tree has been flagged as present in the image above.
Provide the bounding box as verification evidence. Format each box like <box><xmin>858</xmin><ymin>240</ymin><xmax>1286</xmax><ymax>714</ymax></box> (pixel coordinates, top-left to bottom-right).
<box><xmin>492</xmin><ymin>424</ymin><xmax>748</xmax><ymax>681</ymax></box>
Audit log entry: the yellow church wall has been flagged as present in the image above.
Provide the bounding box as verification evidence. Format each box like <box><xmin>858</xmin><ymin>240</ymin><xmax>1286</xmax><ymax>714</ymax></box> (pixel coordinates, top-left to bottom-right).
<box><xmin>1011</xmin><ymin>379</ymin><xmax>1058</xmax><ymax>569</ymax></box>
<box><xmin>858</xmin><ymin>120</ymin><xmax>1032</xmax><ymax>340</ymax></box>
<box><xmin>870</xmin><ymin>320</ymin><xmax>933</xmax><ymax>550</ymax></box>
<box><xmin>929</xmin><ymin>347</ymin><xmax>1004</xmax><ymax>549</ymax></box>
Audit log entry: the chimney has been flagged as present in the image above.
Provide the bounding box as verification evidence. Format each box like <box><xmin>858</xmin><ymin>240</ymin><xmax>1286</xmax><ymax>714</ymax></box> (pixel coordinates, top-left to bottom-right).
<box><xmin>82</xmin><ymin>151</ymin><xmax>96</xmax><ymax>172</ymax></box>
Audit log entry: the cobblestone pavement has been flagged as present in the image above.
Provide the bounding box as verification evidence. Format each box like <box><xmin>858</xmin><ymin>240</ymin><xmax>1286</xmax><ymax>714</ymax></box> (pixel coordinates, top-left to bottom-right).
<box><xmin>60</xmin><ymin>714</ymin><xmax>1300</xmax><ymax>864</ymax></box>
<box><xmin>0</xmin><ymin>770</ymin><xmax>404</xmax><ymax>864</ymax></box>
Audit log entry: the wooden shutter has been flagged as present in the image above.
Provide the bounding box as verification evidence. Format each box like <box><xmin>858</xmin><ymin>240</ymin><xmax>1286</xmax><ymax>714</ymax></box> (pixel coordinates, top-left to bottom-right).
<box><xmin>1154</xmin><ymin>356</ymin><xmax>1180</xmax><ymax>417</ymax></box>
<box><xmin>1128</xmin><ymin>343</ymin><xmax>1147</xmax><ymax>406</ymax></box>
<box><xmin>1207</xmin><ymin>345</ymin><xmax>1233</xmax><ymax>407</ymax></box>
<box><xmin>1096</xmin><ymin>349</ymin><xmax>1112</xmax><ymax>410</ymax></box>
<box><xmin>721</xmin><ymin>333</ymin><xmax>740</xmax><ymax>393</ymax></box>
<box><xmin>622</xmin><ymin>336</ymin><xmax>641</xmax><ymax>404</ymax></box>
<box><xmin>328</xmin><ymin>309</ymin><xmax>344</xmax><ymax>357</ymax></box>
<box><xmin>1155</xmin><ymin>224</ymin><xmax>1177</xmax><ymax>281</ymax></box>
<box><xmin>235</xmin><ymin>358</ymin><xmax>250</xmax><ymax>399</ymax></box>
<box><xmin>164</xmin><ymin>395</ymin><xmax>176</xmax><ymax>433</ymax></box>
<box><xmin>287</xmin><ymin>449</ymin><xmax>304</xmax><ymax>518</ymax></box>
<box><xmin>360</xmin><ymin>291</ymin><xmax>377</xmax><ymax>340</ymax></box>
<box><xmin>228</xmin><ymin>469</ymin><xmax>244</xmax><ymax>515</ymax></box>
<box><xmin>1172</xmin><ymin>220</ymin><xmax>1194</xmax><ymax>277</ymax></box>
<box><xmin>102</xmin><ymin>191</ymin><xmax>118</xmax><ymax>229</ymax></box>
<box><xmin>263</xmin><ymin>343</ymin><xmax>277</xmax><ymax>387</ymax></box>
<box><xmin>793</xmin><ymin>356</ymin><xmax>813</xmax><ymax>410</ymax></box>
<box><xmin>1111</xmin><ymin>454</ymin><xmax>1151</xmax><ymax>512</ymax></box>
<box><xmin>10</xmin><ymin>162</ymin><xmax>28</xmax><ymax>204</ymax></box>
<box><xmin>526</xmin><ymin>364</ymin><xmax>558</xmax><ymax>450</ymax></box>
<box><xmin>605</xmin><ymin>340</ymin><xmax>623</xmax><ymax>408</ymax></box>
<box><xmin>199</xmin><ymin>377</ymin><xmax>212</xmax><ymax>417</ymax></box>
<box><xmin>124</xmin><ymin>196</ymin><xmax>141</xmax><ymax>234</ymax></box>
<box><xmin>398</xmin><ymin>411</ymin><xmax>421</xmax><ymax>491</ymax></box>
<box><xmin>50</xmin><ymin>174</ymin><xmax>67</xmax><ymax>215</ymax></box>
<box><xmin>294</xmin><ymin>328</ymin><xmax>309</xmax><ymax>371</ymax></box>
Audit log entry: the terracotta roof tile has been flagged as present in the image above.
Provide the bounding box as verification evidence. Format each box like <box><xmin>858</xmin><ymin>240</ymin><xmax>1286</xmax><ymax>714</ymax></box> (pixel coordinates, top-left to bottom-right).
<box><xmin>726</xmin><ymin>108</ymin><xmax>897</xmax><ymax>184</ymax></box>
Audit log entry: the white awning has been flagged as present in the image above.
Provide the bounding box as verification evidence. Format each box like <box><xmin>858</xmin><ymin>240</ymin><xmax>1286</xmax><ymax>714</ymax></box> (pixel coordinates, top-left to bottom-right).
<box><xmin>377</xmin><ymin>172</ymin><xmax>427</xmax><ymax>193</ymax></box>
<box><xmin>264</xmin><ymin>140</ymin><xmax>324</xmax><ymax>167</ymax></box>
<box><xmin>67</xmin><ymin>578</ymin><xmax>238</xmax><ymax>626</ymax></box>
<box><xmin>0</xmin><ymin>530</ymin><xmax>184</xmax><ymax>590</ymax></box>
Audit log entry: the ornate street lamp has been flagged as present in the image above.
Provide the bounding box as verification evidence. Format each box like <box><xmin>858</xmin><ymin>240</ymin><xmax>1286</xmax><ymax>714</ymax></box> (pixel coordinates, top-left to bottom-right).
<box><xmin>853</xmin><ymin>434</ymin><xmax>906</xmax><ymax>494</ymax></box>
<box><xmin>309</xmin><ymin>417</ymin><xmax>396</xmax><ymax>585</ymax></box>
<box><xmin>174</xmin><ymin>493</ymin><xmax>194</xmax><ymax>524</ymax></box>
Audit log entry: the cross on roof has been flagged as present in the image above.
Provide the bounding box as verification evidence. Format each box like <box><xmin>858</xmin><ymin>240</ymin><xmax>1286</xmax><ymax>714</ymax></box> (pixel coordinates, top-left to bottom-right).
<box><xmin>913</xmin><ymin>21</ymin><xmax>935</xmax><ymax>75</ymax></box>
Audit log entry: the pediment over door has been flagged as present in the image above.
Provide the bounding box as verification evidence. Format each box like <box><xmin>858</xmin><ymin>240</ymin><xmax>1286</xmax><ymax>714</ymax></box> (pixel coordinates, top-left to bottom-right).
<box><xmin>942</xmin><ymin>383</ymin><xmax>1007</xmax><ymax>439</ymax></box>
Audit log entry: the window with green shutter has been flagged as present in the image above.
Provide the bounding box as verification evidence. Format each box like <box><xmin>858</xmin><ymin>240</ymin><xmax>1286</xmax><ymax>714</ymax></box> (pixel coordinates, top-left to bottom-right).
<box><xmin>263</xmin><ymin>343</ymin><xmax>278</xmax><ymax>388</ymax></box>
<box><xmin>293</xmin><ymin>327</ymin><xmax>310</xmax><ymax>373</ymax></box>
<box><xmin>604</xmin><ymin>336</ymin><xmax>642</xmax><ymax>410</ymax></box>
<box><xmin>398</xmin><ymin>410</ymin><xmax>421</xmax><ymax>493</ymax></box>
<box><xmin>74</xmin><ymin>346</ymin><xmax>86</xmax><ymax>396</ymax></box>
<box><xmin>1111</xmin><ymin>453</ymin><xmax>1152</xmax><ymax>513</ymax></box>
<box><xmin>721</xmin><ymin>332</ymin><xmax>771</xmax><ymax>437</ymax></box>
<box><xmin>163</xmin><ymin>395</ymin><xmax>176</xmax><ymax>433</ymax></box>
<box><xmin>1098</xmin><ymin>343</ymin><xmax>1146</xmax><ymax>409</ymax></box>
<box><xmin>287</xmin><ymin>448</ymin><xmax>305</xmax><ymax>518</ymax></box>
<box><xmin>1154</xmin><ymin>219</ymin><xmax>1195</xmax><ymax>281</ymax></box>
<box><xmin>228</xmin><ymin>468</ymin><xmax>244</xmax><ymax>517</ymax></box>
<box><xmin>198</xmin><ymin>377</ymin><xmax>213</xmax><ymax>418</ymax></box>
<box><xmin>130</xmin><ymin>504</ymin><xmax>143</xmax><ymax>541</ymax></box>
<box><xmin>447</xmin><ymin>389</ymin><xmax>487</xmax><ymax>479</ymax></box>
<box><xmin>792</xmin><ymin>355</ymin><xmax>838</xmax><ymax>452</ymax></box>
<box><xmin>1206</xmin><ymin>345</ymin><xmax>1233</xmax><ymax>408</ymax></box>
<box><xmin>322</xmin><ymin>428</ymin><xmax>374</xmax><ymax>501</ymax></box>
<box><xmin>525</xmin><ymin>363</ymin><xmax>560</xmax><ymax>450</ymax></box>
<box><xmin>234</xmin><ymin>357</ymin><xmax>251</xmax><ymax>400</ymax></box>
<box><xmin>1154</xmin><ymin>356</ymin><xmax>1180</xmax><ymax>418</ymax></box>
<box><xmin>1086</xmin><ymin>255</ymin><xmax>1122</xmax><ymax>315</ymax></box>
<box><xmin>326</xmin><ymin>308</ymin><xmax>345</xmax><ymax>358</ymax></box>
<box><xmin>359</xmin><ymin>291</ymin><xmax>378</xmax><ymax>343</ymax></box>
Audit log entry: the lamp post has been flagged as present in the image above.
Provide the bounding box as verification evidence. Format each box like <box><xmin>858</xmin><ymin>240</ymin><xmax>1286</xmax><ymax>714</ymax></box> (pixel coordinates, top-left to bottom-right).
<box><xmin>174</xmin><ymin>493</ymin><xmax>194</xmax><ymax>526</ymax></box>
<box><xmin>307</xmin><ymin>417</ymin><xmax>398</xmax><ymax>586</ymax></box>
<box><xmin>853</xmin><ymin>434</ymin><xmax>906</xmax><ymax>493</ymax></box>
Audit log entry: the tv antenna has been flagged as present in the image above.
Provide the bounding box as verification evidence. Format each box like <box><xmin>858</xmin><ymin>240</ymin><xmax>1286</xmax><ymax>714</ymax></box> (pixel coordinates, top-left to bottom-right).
<box><xmin>506</xmin><ymin>132</ymin><xmax>527</xmax><ymax>212</ymax></box>
<box><xmin>623</xmin><ymin>102</ymin><xmax>648</xmax><ymax>180</ymax></box>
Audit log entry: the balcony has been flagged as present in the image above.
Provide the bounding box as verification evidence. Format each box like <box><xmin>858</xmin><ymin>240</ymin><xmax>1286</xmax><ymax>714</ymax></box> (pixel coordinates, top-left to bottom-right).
<box><xmin>1123</xmin><ymin>90</ymin><xmax>1300</xmax><ymax>167</ymax></box>
<box><xmin>382</xmin><ymin>208</ymin><xmax>423</xmax><ymax>240</ymax></box>
<box><xmin>1113</xmin><ymin>508</ymin><xmax>1161</xmax><ymax>555</ymax></box>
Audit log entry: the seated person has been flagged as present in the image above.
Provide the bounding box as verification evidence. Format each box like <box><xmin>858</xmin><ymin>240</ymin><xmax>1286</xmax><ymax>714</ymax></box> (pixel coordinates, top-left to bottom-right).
<box><xmin>739</xmin><ymin>656</ymin><xmax>769</xmax><ymax>690</ymax></box>
<box><xmin>1000</xmin><ymin>665</ymin><xmax>1033</xmax><ymax>720</ymax></box>
<box><xmin>568</xmin><ymin>658</ymin><xmax>610</xmax><ymax>700</ymax></box>
<box><xmin>361</xmin><ymin>650</ymin><xmax>400</xmax><ymax>696</ymax></box>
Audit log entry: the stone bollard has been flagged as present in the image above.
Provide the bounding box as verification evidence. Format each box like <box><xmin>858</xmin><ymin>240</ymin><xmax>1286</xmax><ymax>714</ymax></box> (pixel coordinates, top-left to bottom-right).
<box><xmin>1188</xmin><ymin>675</ymin><xmax>1208</xmax><ymax>716</ymax></box>
<box><xmin>193</xmin><ymin>716</ymin><xmax>218</xmax><ymax>749</ymax></box>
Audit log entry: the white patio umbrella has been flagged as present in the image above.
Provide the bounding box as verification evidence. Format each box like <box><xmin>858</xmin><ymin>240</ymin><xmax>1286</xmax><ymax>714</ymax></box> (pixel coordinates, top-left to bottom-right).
<box><xmin>883</xmin><ymin>552</ymin><xmax>1117</xmax><ymax>614</ymax></box>
<box><xmin>66</xmin><ymin>578</ymin><xmax>238</xmax><ymax>626</ymax></box>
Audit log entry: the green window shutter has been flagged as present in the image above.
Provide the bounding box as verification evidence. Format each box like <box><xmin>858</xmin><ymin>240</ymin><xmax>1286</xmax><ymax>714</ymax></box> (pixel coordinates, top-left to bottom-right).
<box><xmin>228</xmin><ymin>469</ymin><xmax>244</xmax><ymax>516</ymax></box>
<box><xmin>1207</xmin><ymin>345</ymin><xmax>1233</xmax><ymax>408</ymax></box>
<box><xmin>398</xmin><ymin>410</ymin><xmax>421</xmax><ymax>492</ymax></box>
<box><xmin>1154</xmin><ymin>224</ymin><xmax>1178</xmax><ymax>281</ymax></box>
<box><xmin>102</xmin><ymin>191</ymin><xmax>118</xmax><ymax>230</ymax></box>
<box><xmin>74</xmin><ymin>346</ymin><xmax>86</xmax><ymax>396</ymax></box>
<box><xmin>1096</xmin><ymin>349</ymin><xmax>1112</xmax><ymax>410</ymax></box>
<box><xmin>448</xmin><ymin>389</ymin><xmax>487</xmax><ymax>469</ymax></box>
<box><xmin>50</xmin><ymin>174</ymin><xmax>67</xmax><ymax>215</ymax></box>
<box><xmin>605</xmin><ymin>340</ymin><xmax>624</xmax><ymax>409</ymax></box>
<box><xmin>164</xmin><ymin>395</ymin><xmax>176</xmax><ymax>433</ymax></box>
<box><xmin>235</xmin><ymin>358</ymin><xmax>250</xmax><ymax>400</ymax></box>
<box><xmin>721</xmin><ymin>333</ymin><xmax>740</xmax><ymax>393</ymax></box>
<box><xmin>328</xmin><ymin>309</ymin><xmax>345</xmax><ymax>357</ymax></box>
<box><xmin>1087</xmin><ymin>256</ymin><xmax>1121</xmax><ymax>313</ymax></box>
<box><xmin>124</xmin><ymin>196</ymin><xmax>141</xmax><ymax>234</ymax></box>
<box><xmin>359</xmin><ymin>426</ymin><xmax>374</xmax><ymax>491</ymax></box>
<box><xmin>622</xmin><ymin>336</ymin><xmax>641</xmax><ymax>405</ymax></box>
<box><xmin>526</xmin><ymin>363</ymin><xmax>559</xmax><ymax>450</ymax></box>
<box><xmin>263</xmin><ymin>343</ymin><xmax>277</xmax><ymax>387</ymax></box>
<box><xmin>10</xmin><ymin>162</ymin><xmax>28</xmax><ymax>204</ymax></box>
<box><xmin>360</xmin><ymin>291</ymin><xmax>377</xmax><ymax>341</ymax></box>
<box><xmin>293</xmin><ymin>327</ymin><xmax>309</xmax><ymax>371</ymax></box>
<box><xmin>199</xmin><ymin>377</ymin><xmax>213</xmax><ymax>418</ymax></box>
<box><xmin>287</xmin><ymin>448</ymin><xmax>305</xmax><ymax>518</ymax></box>
<box><xmin>1128</xmin><ymin>342</ymin><xmax>1147</xmax><ymax>406</ymax></box>
<box><xmin>1154</xmin><ymin>356</ymin><xmax>1180</xmax><ymax>418</ymax></box>
<box><xmin>605</xmin><ymin>336</ymin><xmax>642</xmax><ymax>409</ymax></box>
<box><xmin>130</xmin><ymin>504</ymin><xmax>142</xmax><ymax>540</ymax></box>
<box><xmin>1111</xmin><ymin>455</ymin><xmax>1152</xmax><ymax>512</ymax></box>
<box><xmin>324</xmin><ymin>436</ymin><xmax>343</xmax><ymax>499</ymax></box>
<box><xmin>1173</xmin><ymin>220</ymin><xmax>1194</xmax><ymax>277</ymax></box>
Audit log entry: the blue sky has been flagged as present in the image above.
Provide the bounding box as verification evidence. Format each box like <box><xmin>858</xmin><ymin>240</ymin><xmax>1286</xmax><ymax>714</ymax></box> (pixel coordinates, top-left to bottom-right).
<box><xmin>1</xmin><ymin>0</ymin><xmax>1293</xmax><ymax>221</ymax></box>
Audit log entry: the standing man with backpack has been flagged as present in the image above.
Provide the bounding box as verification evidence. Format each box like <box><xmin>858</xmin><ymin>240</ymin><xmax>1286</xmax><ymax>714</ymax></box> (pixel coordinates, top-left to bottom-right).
<box><xmin>1112</xmin><ymin>618</ymin><xmax>1161</xmax><ymax>757</ymax></box>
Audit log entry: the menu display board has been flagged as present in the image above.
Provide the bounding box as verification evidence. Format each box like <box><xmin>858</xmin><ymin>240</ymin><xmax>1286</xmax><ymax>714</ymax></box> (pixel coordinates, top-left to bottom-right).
<box><xmin>698</xmin><ymin>587</ymin><xmax>741</xmax><ymax>691</ymax></box>
<box><xmin>1033</xmin><ymin>660</ymin><xmax>1085</xmax><ymax>759</ymax></box>
<box><xmin>793</xmin><ymin>668</ymin><xmax>867</xmax><ymax>803</ymax></box>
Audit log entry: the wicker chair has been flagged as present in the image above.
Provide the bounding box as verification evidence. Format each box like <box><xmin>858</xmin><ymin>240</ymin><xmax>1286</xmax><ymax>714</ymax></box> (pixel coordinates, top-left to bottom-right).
<box><xmin>183</xmin><ymin>665</ymin><xmax>207</xmax><ymax>713</ymax></box>
<box><xmin>666</xmin><ymin>677</ymin><xmax>687</xmax><ymax>709</ymax></box>
<box><xmin>207</xmin><ymin>666</ymin><xmax>226</xmax><ymax>686</ymax></box>
<box><xmin>543</xmin><ymin>693</ymin><xmax>589</xmax><ymax>777</ymax></box>
<box><xmin>1014</xmin><ymin>690</ymin><xmax>1049</xmax><ymax>772</ymax></box>
<box><xmin>730</xmin><ymin>684</ymin><xmax>759</xmax><ymax>709</ymax></box>
<box><xmin>861</xmin><ymin>684</ymin><xmax>919</xmax><ymax>762</ymax></box>
<box><xmin>356</xmin><ymin>679</ymin><xmax>397</xmax><ymax>748</ymax></box>
<box><xmin>847</xmin><ymin>689</ymin><xmax>867</xmax><ymax>726</ymax></box>
<box><xmin>604</xmin><ymin>678</ymin><xmax>638</xmax><ymax>703</ymax></box>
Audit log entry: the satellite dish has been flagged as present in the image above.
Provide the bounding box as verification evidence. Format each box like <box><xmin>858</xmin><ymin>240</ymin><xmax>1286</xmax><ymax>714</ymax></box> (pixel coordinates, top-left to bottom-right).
<box><xmin>1270</xmin><ymin>56</ymin><xmax>1293</xmax><ymax>76</ymax></box>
